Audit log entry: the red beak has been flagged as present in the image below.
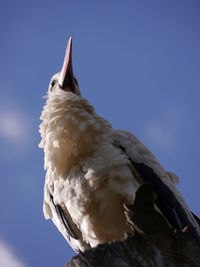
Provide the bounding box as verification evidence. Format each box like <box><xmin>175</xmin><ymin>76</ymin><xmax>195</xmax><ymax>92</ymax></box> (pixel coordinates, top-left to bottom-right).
<box><xmin>59</xmin><ymin>36</ymin><xmax>75</xmax><ymax>91</ymax></box>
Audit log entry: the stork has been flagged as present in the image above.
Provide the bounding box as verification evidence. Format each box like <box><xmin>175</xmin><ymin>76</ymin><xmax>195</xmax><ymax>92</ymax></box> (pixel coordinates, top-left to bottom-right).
<box><xmin>39</xmin><ymin>37</ymin><xmax>200</xmax><ymax>252</ymax></box>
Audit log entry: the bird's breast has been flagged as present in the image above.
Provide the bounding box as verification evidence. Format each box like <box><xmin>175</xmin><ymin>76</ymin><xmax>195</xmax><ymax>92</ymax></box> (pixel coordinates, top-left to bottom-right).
<box><xmin>40</xmin><ymin>97</ymin><xmax>113</xmax><ymax>179</ymax></box>
<box><xmin>49</xmin><ymin>159</ymin><xmax>140</xmax><ymax>247</ymax></box>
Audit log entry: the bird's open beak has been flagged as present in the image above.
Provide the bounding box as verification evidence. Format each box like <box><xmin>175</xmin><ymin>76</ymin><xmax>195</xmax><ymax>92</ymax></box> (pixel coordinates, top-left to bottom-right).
<box><xmin>59</xmin><ymin>36</ymin><xmax>75</xmax><ymax>92</ymax></box>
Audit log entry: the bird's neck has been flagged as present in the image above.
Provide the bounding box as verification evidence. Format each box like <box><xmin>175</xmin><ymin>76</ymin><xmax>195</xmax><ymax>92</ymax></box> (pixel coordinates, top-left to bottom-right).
<box><xmin>39</xmin><ymin>94</ymin><xmax>112</xmax><ymax>179</ymax></box>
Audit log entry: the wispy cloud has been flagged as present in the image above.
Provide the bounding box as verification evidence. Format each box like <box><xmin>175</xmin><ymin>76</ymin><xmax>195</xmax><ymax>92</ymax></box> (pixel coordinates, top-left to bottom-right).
<box><xmin>0</xmin><ymin>240</ymin><xmax>27</xmax><ymax>267</ymax></box>
<box><xmin>144</xmin><ymin>108</ymin><xmax>182</xmax><ymax>150</ymax></box>
<box><xmin>0</xmin><ymin>111</ymin><xmax>30</xmax><ymax>146</ymax></box>
<box><xmin>0</xmin><ymin>82</ymin><xmax>32</xmax><ymax>150</ymax></box>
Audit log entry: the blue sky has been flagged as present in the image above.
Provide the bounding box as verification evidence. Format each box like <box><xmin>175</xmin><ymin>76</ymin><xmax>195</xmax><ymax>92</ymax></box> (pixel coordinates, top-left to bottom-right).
<box><xmin>0</xmin><ymin>1</ymin><xmax>200</xmax><ymax>266</ymax></box>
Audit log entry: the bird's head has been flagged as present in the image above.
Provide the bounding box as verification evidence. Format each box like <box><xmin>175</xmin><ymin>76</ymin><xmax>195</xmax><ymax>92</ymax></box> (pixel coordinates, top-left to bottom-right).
<box><xmin>48</xmin><ymin>36</ymin><xmax>81</xmax><ymax>97</ymax></box>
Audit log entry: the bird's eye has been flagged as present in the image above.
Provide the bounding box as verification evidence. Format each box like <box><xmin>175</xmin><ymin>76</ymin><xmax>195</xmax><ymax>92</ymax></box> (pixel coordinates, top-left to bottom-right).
<box><xmin>50</xmin><ymin>79</ymin><xmax>56</xmax><ymax>91</ymax></box>
<box><xmin>51</xmin><ymin>80</ymin><xmax>56</xmax><ymax>87</ymax></box>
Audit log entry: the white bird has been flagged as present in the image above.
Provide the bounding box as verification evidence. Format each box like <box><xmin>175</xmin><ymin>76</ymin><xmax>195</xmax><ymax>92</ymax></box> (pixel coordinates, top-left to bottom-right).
<box><xmin>39</xmin><ymin>36</ymin><xmax>200</xmax><ymax>252</ymax></box>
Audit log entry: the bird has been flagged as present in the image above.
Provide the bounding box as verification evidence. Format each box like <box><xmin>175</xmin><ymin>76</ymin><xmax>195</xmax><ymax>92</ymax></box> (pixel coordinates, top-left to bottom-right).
<box><xmin>39</xmin><ymin>36</ymin><xmax>200</xmax><ymax>252</ymax></box>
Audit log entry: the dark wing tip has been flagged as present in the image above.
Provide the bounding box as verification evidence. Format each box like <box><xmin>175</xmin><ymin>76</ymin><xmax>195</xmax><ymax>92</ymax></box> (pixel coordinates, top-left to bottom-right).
<box><xmin>50</xmin><ymin>194</ymin><xmax>78</xmax><ymax>240</ymax></box>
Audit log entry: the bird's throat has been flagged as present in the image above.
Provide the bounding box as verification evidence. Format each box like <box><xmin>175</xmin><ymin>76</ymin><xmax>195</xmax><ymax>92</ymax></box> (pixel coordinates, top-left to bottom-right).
<box><xmin>39</xmin><ymin>94</ymin><xmax>111</xmax><ymax>179</ymax></box>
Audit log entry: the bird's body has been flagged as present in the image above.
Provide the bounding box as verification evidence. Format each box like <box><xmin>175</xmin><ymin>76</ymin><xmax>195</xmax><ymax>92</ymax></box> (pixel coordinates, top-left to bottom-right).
<box><xmin>39</xmin><ymin>37</ymin><xmax>200</xmax><ymax>252</ymax></box>
<box><xmin>40</xmin><ymin>88</ymin><xmax>139</xmax><ymax>251</ymax></box>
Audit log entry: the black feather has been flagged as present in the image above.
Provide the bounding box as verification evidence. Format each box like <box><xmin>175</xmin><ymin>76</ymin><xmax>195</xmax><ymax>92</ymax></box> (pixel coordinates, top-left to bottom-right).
<box><xmin>118</xmin><ymin>145</ymin><xmax>200</xmax><ymax>245</ymax></box>
<box><xmin>50</xmin><ymin>195</ymin><xmax>78</xmax><ymax>240</ymax></box>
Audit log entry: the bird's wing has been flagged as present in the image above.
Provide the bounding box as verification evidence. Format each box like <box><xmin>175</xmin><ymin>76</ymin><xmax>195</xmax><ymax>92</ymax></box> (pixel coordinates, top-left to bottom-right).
<box><xmin>43</xmin><ymin>184</ymin><xmax>90</xmax><ymax>252</ymax></box>
<box><xmin>113</xmin><ymin>130</ymin><xmax>200</xmax><ymax>244</ymax></box>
